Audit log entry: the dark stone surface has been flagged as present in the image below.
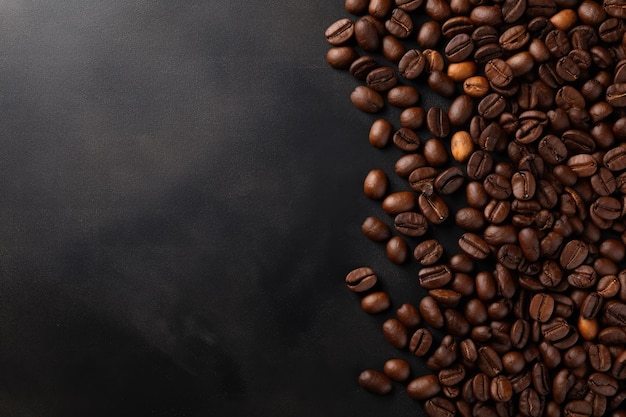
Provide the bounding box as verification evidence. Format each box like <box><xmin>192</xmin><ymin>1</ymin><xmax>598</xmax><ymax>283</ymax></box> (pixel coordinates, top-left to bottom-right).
<box><xmin>0</xmin><ymin>1</ymin><xmax>434</xmax><ymax>416</ymax></box>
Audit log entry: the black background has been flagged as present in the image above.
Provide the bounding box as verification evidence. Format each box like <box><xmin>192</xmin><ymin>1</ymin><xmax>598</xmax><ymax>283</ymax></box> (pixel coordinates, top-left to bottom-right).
<box><xmin>0</xmin><ymin>1</ymin><xmax>446</xmax><ymax>416</ymax></box>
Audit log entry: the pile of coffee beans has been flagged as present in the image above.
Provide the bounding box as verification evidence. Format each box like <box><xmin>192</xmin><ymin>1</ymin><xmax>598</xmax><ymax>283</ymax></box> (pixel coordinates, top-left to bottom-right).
<box><xmin>327</xmin><ymin>0</ymin><xmax>626</xmax><ymax>416</ymax></box>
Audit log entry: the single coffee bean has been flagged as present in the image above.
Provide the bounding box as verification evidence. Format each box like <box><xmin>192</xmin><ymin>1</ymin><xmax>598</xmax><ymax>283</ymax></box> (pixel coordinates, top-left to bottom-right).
<box><xmin>606</xmin><ymin>83</ymin><xmax>626</xmax><ymax>107</ymax></box>
<box><xmin>409</xmin><ymin>328</ymin><xmax>433</xmax><ymax>356</ymax></box>
<box><xmin>560</xmin><ymin>239</ymin><xmax>588</xmax><ymax>270</ymax></box>
<box><xmin>463</xmin><ymin>75</ymin><xmax>490</xmax><ymax>97</ymax></box>
<box><xmin>399</xmin><ymin>107</ymin><xmax>425</xmax><ymax>131</ymax></box>
<box><xmin>424</xmin><ymin>397</ymin><xmax>455</xmax><ymax>417</ymax></box>
<box><xmin>439</xmin><ymin>363</ymin><xmax>466</xmax><ymax>387</ymax></box>
<box><xmin>458</xmin><ymin>233</ymin><xmax>490</xmax><ymax>260</ymax></box>
<box><xmin>478</xmin><ymin>93</ymin><xmax>507</xmax><ymax>119</ymax></box>
<box><xmin>474</xmin><ymin>43</ymin><xmax>504</xmax><ymax>65</ymax></box>
<box><xmin>447</xmin><ymin>61</ymin><xmax>477</xmax><ymax>82</ymax></box>
<box><xmin>500</xmin><ymin>24</ymin><xmax>530</xmax><ymax>51</ymax></box>
<box><xmin>358</xmin><ymin>369</ymin><xmax>392</xmax><ymax>395</ymax></box>
<box><xmin>396</xmin><ymin>303</ymin><xmax>420</xmax><ymax>328</ymax></box>
<box><xmin>539</xmin><ymin>134</ymin><xmax>568</xmax><ymax>164</ymax></box>
<box><xmin>603</xmin><ymin>144</ymin><xmax>626</xmax><ymax>171</ymax></box>
<box><xmin>350</xmin><ymin>86</ymin><xmax>384</xmax><ymax>113</ymax></box>
<box><xmin>588</xmin><ymin>344</ymin><xmax>612</xmax><ymax>372</ymax></box>
<box><xmin>456</xmin><ymin>207</ymin><xmax>485</xmax><ymax>231</ymax></box>
<box><xmin>386</xmin><ymin>236</ymin><xmax>408</xmax><ymax>264</ymax></box>
<box><xmin>325</xmin><ymin>18</ymin><xmax>354</xmax><ymax>45</ymax></box>
<box><xmin>449</xmin><ymin>95</ymin><xmax>474</xmax><ymax>127</ymax></box>
<box><xmin>369</xmin><ymin>118</ymin><xmax>393</xmax><ymax>148</ymax></box>
<box><xmin>393</xmin><ymin>127</ymin><xmax>420</xmax><ymax>151</ymax></box>
<box><xmin>354</xmin><ymin>16</ymin><xmax>381</xmax><ymax>52</ymax></box>
<box><xmin>385</xmin><ymin>8</ymin><xmax>413</xmax><ymax>38</ymax></box>
<box><xmin>420</xmin><ymin>296</ymin><xmax>444</xmax><ymax>328</ymax></box>
<box><xmin>612</xmin><ymin>349</ymin><xmax>626</xmax><ymax>379</ymax></box>
<box><xmin>346</xmin><ymin>267</ymin><xmax>377</xmax><ymax>292</ymax></box>
<box><xmin>472</xmin><ymin>373</ymin><xmax>491</xmax><ymax>402</ymax></box>
<box><xmin>466</xmin><ymin>181</ymin><xmax>489</xmax><ymax>209</ymax></box>
<box><xmin>485</xmin><ymin>59</ymin><xmax>513</xmax><ymax>88</ymax></box>
<box><xmin>361</xmin><ymin>291</ymin><xmax>391</xmax><ymax>314</ymax></box>
<box><xmin>477</xmin><ymin>346</ymin><xmax>503</xmax><ymax>377</ymax></box>
<box><xmin>394</xmin><ymin>211</ymin><xmax>428</xmax><ymax>237</ymax></box>
<box><xmin>382</xmin><ymin>318</ymin><xmax>408</xmax><ymax>349</ymax></box>
<box><xmin>407</xmin><ymin>374</ymin><xmax>441</xmax><ymax>400</ymax></box>
<box><xmin>326</xmin><ymin>46</ymin><xmax>358</xmax><ymax>69</ymax></box>
<box><xmin>435</xmin><ymin>167</ymin><xmax>464</xmax><ymax>195</ymax></box>
<box><xmin>363</xmin><ymin>169</ymin><xmax>388</xmax><ymax>199</ymax></box>
<box><xmin>588</xmin><ymin>372</ymin><xmax>618</xmax><ymax>396</ymax></box>
<box><xmin>568</xmin><ymin>265</ymin><xmax>597</xmax><ymax>289</ymax></box>
<box><xmin>344</xmin><ymin>0</ymin><xmax>368</xmax><ymax>14</ymax></box>
<box><xmin>349</xmin><ymin>55</ymin><xmax>379</xmax><ymax>80</ymax></box>
<box><xmin>567</xmin><ymin>153</ymin><xmax>598</xmax><ymax>177</ymax></box>
<box><xmin>441</xmin><ymin>15</ymin><xmax>474</xmax><ymax>38</ymax></box>
<box><xmin>423</xmin><ymin>49</ymin><xmax>445</xmax><ymax>73</ymax></box>
<box><xmin>511</xmin><ymin>171</ymin><xmax>536</xmax><ymax>200</ymax></box>
<box><xmin>382</xmin><ymin>191</ymin><xmax>416</xmax><ymax>215</ymax></box>
<box><xmin>563</xmin><ymin>400</ymin><xmax>592</xmax><ymax>417</ymax></box>
<box><xmin>419</xmin><ymin>264</ymin><xmax>453</xmax><ymax>290</ymax></box>
<box><xmin>416</xmin><ymin>20</ymin><xmax>442</xmax><ymax>48</ymax></box>
<box><xmin>366</xmin><ymin>66</ymin><xmax>397</xmax><ymax>92</ymax></box>
<box><xmin>430</xmin><ymin>289</ymin><xmax>462</xmax><ymax>308</ymax></box>
<box><xmin>419</xmin><ymin>191</ymin><xmax>449</xmax><ymax>224</ymax></box>
<box><xmin>398</xmin><ymin>49</ymin><xmax>426</xmax><ymax>79</ymax></box>
<box><xmin>467</xmin><ymin>151</ymin><xmax>494</xmax><ymax>180</ymax></box>
<box><xmin>445</xmin><ymin>33</ymin><xmax>474</xmax><ymax>63</ymax></box>
<box><xmin>383</xmin><ymin>358</ymin><xmax>410</xmax><ymax>382</ymax></box>
<box><xmin>484</xmin><ymin>173</ymin><xmax>512</xmax><ymax>199</ymax></box>
<box><xmin>451</xmin><ymin>131</ymin><xmax>474</xmax><ymax>162</ymax></box>
<box><xmin>529</xmin><ymin>293</ymin><xmax>555</xmax><ymax>322</ymax></box>
<box><xmin>428</xmin><ymin>71</ymin><xmax>456</xmax><ymax>98</ymax></box>
<box><xmin>423</xmin><ymin>139</ymin><xmax>449</xmax><ymax>167</ymax></box>
<box><xmin>427</xmin><ymin>107</ymin><xmax>451</xmax><ymax>138</ymax></box>
<box><xmin>490</xmin><ymin>375</ymin><xmax>513</xmax><ymax>402</ymax></box>
<box><xmin>414</xmin><ymin>239</ymin><xmax>443</xmax><ymax>265</ymax></box>
<box><xmin>361</xmin><ymin>216</ymin><xmax>391</xmax><ymax>242</ymax></box>
<box><xmin>387</xmin><ymin>86</ymin><xmax>419</xmax><ymax>108</ymax></box>
<box><xmin>369</xmin><ymin>0</ymin><xmax>393</xmax><ymax>19</ymax></box>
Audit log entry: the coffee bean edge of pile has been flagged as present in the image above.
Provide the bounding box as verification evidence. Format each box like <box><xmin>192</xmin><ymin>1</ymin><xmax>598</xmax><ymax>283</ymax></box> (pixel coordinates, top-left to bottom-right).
<box><xmin>327</xmin><ymin>0</ymin><xmax>626</xmax><ymax>416</ymax></box>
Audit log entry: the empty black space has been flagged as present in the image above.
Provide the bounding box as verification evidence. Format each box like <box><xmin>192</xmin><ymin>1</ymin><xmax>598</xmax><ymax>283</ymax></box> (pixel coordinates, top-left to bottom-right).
<box><xmin>0</xmin><ymin>1</ymin><xmax>440</xmax><ymax>416</ymax></box>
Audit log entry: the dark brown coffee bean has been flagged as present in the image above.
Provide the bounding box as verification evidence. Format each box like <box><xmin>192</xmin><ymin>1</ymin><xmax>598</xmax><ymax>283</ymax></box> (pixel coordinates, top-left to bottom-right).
<box><xmin>366</xmin><ymin>66</ymin><xmax>397</xmax><ymax>92</ymax></box>
<box><xmin>516</xmin><ymin>110</ymin><xmax>548</xmax><ymax>144</ymax></box>
<box><xmin>354</xmin><ymin>16</ymin><xmax>381</xmax><ymax>52</ymax></box>
<box><xmin>392</xmin><ymin>127</ymin><xmax>420</xmax><ymax>151</ymax></box>
<box><xmin>456</xmin><ymin>207</ymin><xmax>485</xmax><ymax>231</ymax></box>
<box><xmin>458</xmin><ymin>233</ymin><xmax>490</xmax><ymax>260</ymax></box>
<box><xmin>603</xmin><ymin>144</ymin><xmax>626</xmax><ymax>171</ymax></box>
<box><xmin>392</xmin><ymin>213</ymin><xmax>427</xmax><ymax>239</ymax></box>
<box><xmin>387</xmin><ymin>86</ymin><xmax>419</xmax><ymax>108</ymax></box>
<box><xmin>591</xmin><ymin>168</ymin><xmax>616</xmax><ymax>196</ymax></box>
<box><xmin>484</xmin><ymin>173</ymin><xmax>512</xmax><ymax>199</ymax></box>
<box><xmin>538</xmin><ymin>135</ymin><xmax>568</xmax><ymax>164</ymax></box>
<box><xmin>419</xmin><ymin>192</ymin><xmax>449</xmax><ymax>224</ymax></box>
<box><xmin>529</xmin><ymin>293</ymin><xmax>554</xmax><ymax>322</ymax></box>
<box><xmin>386</xmin><ymin>236</ymin><xmax>408</xmax><ymax>264</ymax></box>
<box><xmin>605</xmin><ymin>300</ymin><xmax>626</xmax><ymax>326</ymax></box>
<box><xmin>612</xmin><ymin>349</ymin><xmax>626</xmax><ymax>379</ymax></box>
<box><xmin>326</xmin><ymin>46</ymin><xmax>358</xmax><ymax>69</ymax></box>
<box><xmin>483</xmin><ymin>199</ymin><xmax>510</xmax><ymax>225</ymax></box>
<box><xmin>477</xmin><ymin>346</ymin><xmax>503</xmax><ymax>377</ymax></box>
<box><xmin>478</xmin><ymin>93</ymin><xmax>507</xmax><ymax>119</ymax></box>
<box><xmin>358</xmin><ymin>369</ymin><xmax>392</xmax><ymax>395</ymax></box>
<box><xmin>588</xmin><ymin>372</ymin><xmax>618</xmax><ymax>396</ymax></box>
<box><xmin>428</xmin><ymin>71</ymin><xmax>456</xmax><ymax>98</ymax></box>
<box><xmin>474</xmin><ymin>43</ymin><xmax>504</xmax><ymax>65</ymax></box>
<box><xmin>385</xmin><ymin>8</ymin><xmax>413</xmax><ymax>38</ymax></box>
<box><xmin>363</xmin><ymin>169</ymin><xmax>388</xmax><ymax>199</ymax></box>
<box><xmin>361</xmin><ymin>216</ymin><xmax>391</xmax><ymax>242</ymax></box>
<box><xmin>361</xmin><ymin>291</ymin><xmax>391</xmax><ymax>314</ymax></box>
<box><xmin>396</xmin><ymin>303</ymin><xmax>421</xmax><ymax>328</ymax></box>
<box><xmin>369</xmin><ymin>0</ymin><xmax>393</xmax><ymax>19</ymax></box>
<box><xmin>560</xmin><ymin>239</ymin><xmax>588</xmax><ymax>270</ymax></box>
<box><xmin>588</xmin><ymin>344</ymin><xmax>612</xmax><ymax>372</ymax></box>
<box><xmin>445</xmin><ymin>33</ymin><xmax>474</xmax><ymax>63</ymax></box>
<box><xmin>407</xmin><ymin>374</ymin><xmax>441</xmax><ymax>400</ymax></box>
<box><xmin>423</xmin><ymin>49</ymin><xmax>445</xmax><ymax>73</ymax></box>
<box><xmin>568</xmin><ymin>265</ymin><xmax>597</xmax><ymax>289</ymax></box>
<box><xmin>420</xmin><ymin>296</ymin><xmax>444</xmax><ymax>328</ymax></box>
<box><xmin>427</xmin><ymin>107</ymin><xmax>450</xmax><ymax>138</ymax></box>
<box><xmin>424</xmin><ymin>397</ymin><xmax>455</xmax><ymax>417</ymax></box>
<box><xmin>500</xmin><ymin>25</ymin><xmax>530</xmax><ymax>51</ymax></box>
<box><xmin>490</xmin><ymin>375</ymin><xmax>513</xmax><ymax>402</ymax></box>
<box><xmin>409</xmin><ymin>328</ymin><xmax>433</xmax><ymax>356</ymax></box>
<box><xmin>607</xmin><ymin>83</ymin><xmax>626</xmax><ymax>107</ymax></box>
<box><xmin>511</xmin><ymin>171</ymin><xmax>536</xmax><ymax>201</ymax></box>
<box><xmin>439</xmin><ymin>363</ymin><xmax>466</xmax><ymax>387</ymax></box>
<box><xmin>382</xmin><ymin>191</ymin><xmax>416</xmax><ymax>215</ymax></box>
<box><xmin>479</xmin><ymin>122</ymin><xmax>505</xmax><ymax>152</ymax></box>
<box><xmin>382</xmin><ymin>318</ymin><xmax>408</xmax><ymax>349</ymax></box>
<box><xmin>597</xmin><ymin>274</ymin><xmax>621</xmax><ymax>298</ymax></box>
<box><xmin>419</xmin><ymin>264</ymin><xmax>453</xmax><ymax>290</ymax></box>
<box><xmin>502</xmin><ymin>0</ymin><xmax>526</xmax><ymax>22</ymax></box>
<box><xmin>368</xmin><ymin>118</ymin><xmax>393</xmax><ymax>148</ymax></box>
<box><xmin>473</xmin><ymin>373</ymin><xmax>491</xmax><ymax>402</ymax></box>
<box><xmin>466</xmin><ymin>151</ymin><xmax>493</xmax><ymax>180</ymax></box>
<box><xmin>350</xmin><ymin>86</ymin><xmax>385</xmax><ymax>113</ymax></box>
<box><xmin>383</xmin><ymin>358</ymin><xmax>410</xmax><ymax>382</ymax></box>
<box><xmin>416</xmin><ymin>20</ymin><xmax>442</xmax><ymax>48</ymax></box>
<box><xmin>325</xmin><ymin>18</ymin><xmax>354</xmax><ymax>45</ymax></box>
<box><xmin>345</xmin><ymin>267</ymin><xmax>377</xmax><ymax>292</ymax></box>
<box><xmin>398</xmin><ymin>49</ymin><xmax>425</xmax><ymax>79</ymax></box>
<box><xmin>349</xmin><ymin>55</ymin><xmax>379</xmax><ymax>80</ymax></box>
<box><xmin>563</xmin><ymin>400</ymin><xmax>592</xmax><ymax>417</ymax></box>
<box><xmin>413</xmin><ymin>239</ymin><xmax>443</xmax><ymax>266</ymax></box>
<box><xmin>470</xmin><ymin>5</ymin><xmax>503</xmax><ymax>26</ymax></box>
<box><xmin>430</xmin><ymin>289</ymin><xmax>462</xmax><ymax>308</ymax></box>
<box><xmin>435</xmin><ymin>167</ymin><xmax>464</xmax><ymax>195</ymax></box>
<box><xmin>592</xmin><ymin>196</ymin><xmax>622</xmax><ymax>221</ymax></box>
<box><xmin>423</xmin><ymin>139</ymin><xmax>449</xmax><ymax>167</ymax></box>
<box><xmin>344</xmin><ymin>0</ymin><xmax>369</xmax><ymax>14</ymax></box>
<box><xmin>556</xmin><ymin>55</ymin><xmax>581</xmax><ymax>82</ymax></box>
<box><xmin>485</xmin><ymin>59</ymin><xmax>513</xmax><ymax>88</ymax></box>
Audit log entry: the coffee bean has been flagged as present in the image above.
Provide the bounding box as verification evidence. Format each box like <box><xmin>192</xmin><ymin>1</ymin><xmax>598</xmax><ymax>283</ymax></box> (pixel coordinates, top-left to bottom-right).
<box><xmin>419</xmin><ymin>191</ymin><xmax>449</xmax><ymax>224</ymax></box>
<box><xmin>409</xmin><ymin>328</ymin><xmax>433</xmax><ymax>356</ymax></box>
<box><xmin>385</xmin><ymin>8</ymin><xmax>413</xmax><ymax>38</ymax></box>
<box><xmin>398</xmin><ymin>49</ymin><xmax>425</xmax><ymax>79</ymax></box>
<box><xmin>529</xmin><ymin>293</ymin><xmax>555</xmax><ymax>322</ymax></box>
<box><xmin>603</xmin><ymin>144</ymin><xmax>626</xmax><ymax>171</ymax></box>
<box><xmin>563</xmin><ymin>400</ymin><xmax>592</xmax><ymax>417</ymax></box>
<box><xmin>588</xmin><ymin>372</ymin><xmax>618</xmax><ymax>396</ymax></box>
<box><xmin>350</xmin><ymin>86</ymin><xmax>384</xmax><ymax>113</ymax></box>
<box><xmin>485</xmin><ymin>58</ymin><xmax>513</xmax><ymax>88</ymax></box>
<box><xmin>418</xmin><ymin>264</ymin><xmax>453</xmax><ymax>290</ymax></box>
<box><xmin>366</xmin><ymin>66</ymin><xmax>398</xmax><ymax>92</ymax></box>
<box><xmin>484</xmin><ymin>173</ymin><xmax>512</xmax><ymax>199</ymax></box>
<box><xmin>490</xmin><ymin>375</ymin><xmax>513</xmax><ymax>402</ymax></box>
<box><xmin>382</xmin><ymin>318</ymin><xmax>408</xmax><ymax>349</ymax></box>
<box><xmin>361</xmin><ymin>291</ymin><xmax>391</xmax><ymax>314</ymax></box>
<box><xmin>451</xmin><ymin>131</ymin><xmax>474</xmax><ymax>163</ymax></box>
<box><xmin>445</xmin><ymin>33</ymin><xmax>474</xmax><ymax>63</ymax></box>
<box><xmin>560</xmin><ymin>239</ymin><xmax>588</xmax><ymax>270</ymax></box>
<box><xmin>612</xmin><ymin>349</ymin><xmax>626</xmax><ymax>379</ymax></box>
<box><xmin>463</xmin><ymin>75</ymin><xmax>490</xmax><ymax>97</ymax></box>
<box><xmin>369</xmin><ymin>118</ymin><xmax>393</xmax><ymax>148</ymax></box>
<box><xmin>447</xmin><ymin>61</ymin><xmax>476</xmax><ymax>82</ymax></box>
<box><xmin>439</xmin><ymin>363</ymin><xmax>466</xmax><ymax>387</ymax></box>
<box><xmin>393</xmin><ymin>127</ymin><xmax>420</xmax><ymax>151</ymax></box>
<box><xmin>458</xmin><ymin>233</ymin><xmax>490</xmax><ymax>260</ymax></box>
<box><xmin>414</xmin><ymin>239</ymin><xmax>443</xmax><ymax>265</ymax></box>
<box><xmin>430</xmin><ymin>289</ymin><xmax>462</xmax><ymax>308</ymax></box>
<box><xmin>420</xmin><ymin>296</ymin><xmax>444</xmax><ymax>328</ymax></box>
<box><xmin>325</xmin><ymin>18</ymin><xmax>354</xmax><ymax>45</ymax></box>
<box><xmin>416</xmin><ymin>20</ymin><xmax>442</xmax><ymax>48</ymax></box>
<box><xmin>346</xmin><ymin>267</ymin><xmax>377</xmax><ymax>292</ymax></box>
<box><xmin>423</xmin><ymin>397</ymin><xmax>455</xmax><ymax>417</ymax></box>
<box><xmin>478</xmin><ymin>93</ymin><xmax>506</xmax><ymax>119</ymax></box>
<box><xmin>428</xmin><ymin>71</ymin><xmax>456</xmax><ymax>98</ymax></box>
<box><xmin>369</xmin><ymin>0</ymin><xmax>393</xmax><ymax>19</ymax></box>
<box><xmin>407</xmin><ymin>374</ymin><xmax>441</xmax><ymax>400</ymax></box>
<box><xmin>399</xmin><ymin>107</ymin><xmax>426</xmax><ymax>130</ymax></box>
<box><xmin>427</xmin><ymin>107</ymin><xmax>450</xmax><ymax>138</ymax></box>
<box><xmin>326</xmin><ymin>46</ymin><xmax>359</xmax><ymax>69</ymax></box>
<box><xmin>361</xmin><ymin>216</ymin><xmax>391</xmax><ymax>242</ymax></box>
<box><xmin>394</xmin><ymin>211</ymin><xmax>428</xmax><ymax>237</ymax></box>
<box><xmin>354</xmin><ymin>16</ymin><xmax>381</xmax><ymax>52</ymax></box>
<box><xmin>386</xmin><ymin>236</ymin><xmax>408</xmax><ymax>264</ymax></box>
<box><xmin>387</xmin><ymin>86</ymin><xmax>420</xmax><ymax>108</ymax></box>
<box><xmin>435</xmin><ymin>167</ymin><xmax>464</xmax><ymax>195</ymax></box>
<box><xmin>511</xmin><ymin>171</ymin><xmax>537</xmax><ymax>200</ymax></box>
<box><xmin>477</xmin><ymin>346</ymin><xmax>503</xmax><ymax>377</ymax></box>
<box><xmin>358</xmin><ymin>369</ymin><xmax>392</xmax><ymax>395</ymax></box>
<box><xmin>382</xmin><ymin>191</ymin><xmax>416</xmax><ymax>215</ymax></box>
<box><xmin>607</xmin><ymin>83</ymin><xmax>626</xmax><ymax>107</ymax></box>
<box><xmin>363</xmin><ymin>169</ymin><xmax>388</xmax><ymax>199</ymax></box>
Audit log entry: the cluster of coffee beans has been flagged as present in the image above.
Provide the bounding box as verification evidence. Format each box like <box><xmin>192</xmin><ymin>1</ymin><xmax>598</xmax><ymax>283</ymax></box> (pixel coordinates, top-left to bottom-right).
<box><xmin>327</xmin><ymin>0</ymin><xmax>626</xmax><ymax>416</ymax></box>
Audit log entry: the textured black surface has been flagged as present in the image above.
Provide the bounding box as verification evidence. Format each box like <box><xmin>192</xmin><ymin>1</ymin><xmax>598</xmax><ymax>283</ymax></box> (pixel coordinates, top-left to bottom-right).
<box><xmin>0</xmin><ymin>1</ymin><xmax>435</xmax><ymax>416</ymax></box>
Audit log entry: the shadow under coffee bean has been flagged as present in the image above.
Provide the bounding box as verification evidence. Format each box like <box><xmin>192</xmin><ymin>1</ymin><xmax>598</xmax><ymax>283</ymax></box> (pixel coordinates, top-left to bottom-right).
<box><xmin>328</xmin><ymin>1</ymin><xmax>626</xmax><ymax>416</ymax></box>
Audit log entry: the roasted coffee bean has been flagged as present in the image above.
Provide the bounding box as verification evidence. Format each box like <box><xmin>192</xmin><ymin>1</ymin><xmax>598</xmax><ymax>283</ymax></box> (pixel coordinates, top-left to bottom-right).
<box><xmin>613</xmin><ymin>349</ymin><xmax>626</xmax><ymax>379</ymax></box>
<box><xmin>416</xmin><ymin>20</ymin><xmax>442</xmax><ymax>48</ymax></box>
<box><xmin>395</xmin><ymin>0</ymin><xmax>423</xmax><ymax>12</ymax></box>
<box><xmin>560</xmin><ymin>240</ymin><xmax>588</xmax><ymax>270</ymax></box>
<box><xmin>591</xmin><ymin>168</ymin><xmax>616</xmax><ymax>196</ymax></box>
<box><xmin>393</xmin><ymin>127</ymin><xmax>420</xmax><ymax>151</ymax></box>
<box><xmin>419</xmin><ymin>192</ymin><xmax>449</xmax><ymax>224</ymax></box>
<box><xmin>563</xmin><ymin>400</ymin><xmax>592</xmax><ymax>417</ymax></box>
<box><xmin>325</xmin><ymin>18</ymin><xmax>354</xmax><ymax>45</ymax></box>
<box><xmin>477</xmin><ymin>346</ymin><xmax>503</xmax><ymax>377</ymax></box>
<box><xmin>354</xmin><ymin>16</ymin><xmax>381</xmax><ymax>52</ymax></box>
<box><xmin>511</xmin><ymin>171</ymin><xmax>536</xmax><ymax>201</ymax></box>
<box><xmin>387</xmin><ymin>86</ymin><xmax>419</xmax><ymax>108</ymax></box>
<box><xmin>567</xmin><ymin>154</ymin><xmax>598</xmax><ymax>177</ymax></box>
<box><xmin>358</xmin><ymin>369</ymin><xmax>392</xmax><ymax>395</ymax></box>
<box><xmin>423</xmin><ymin>49</ymin><xmax>445</xmax><ymax>73</ymax></box>
<box><xmin>458</xmin><ymin>233</ymin><xmax>490</xmax><ymax>260</ymax></box>
<box><xmin>386</xmin><ymin>236</ymin><xmax>408</xmax><ymax>264</ymax></box>
<box><xmin>478</xmin><ymin>93</ymin><xmax>506</xmax><ymax>119</ymax></box>
<box><xmin>445</xmin><ymin>33</ymin><xmax>474</xmax><ymax>63</ymax></box>
<box><xmin>409</xmin><ymin>328</ymin><xmax>433</xmax><ymax>357</ymax></box>
<box><xmin>350</xmin><ymin>86</ymin><xmax>384</xmax><ymax>113</ymax></box>
<box><xmin>451</xmin><ymin>131</ymin><xmax>474</xmax><ymax>162</ymax></box>
<box><xmin>485</xmin><ymin>59</ymin><xmax>513</xmax><ymax>88</ymax></box>
<box><xmin>430</xmin><ymin>289</ymin><xmax>462</xmax><ymax>308</ymax></box>
<box><xmin>479</xmin><ymin>122</ymin><xmax>505</xmax><ymax>152</ymax></box>
<box><xmin>398</xmin><ymin>49</ymin><xmax>426</xmax><ymax>79</ymax></box>
<box><xmin>568</xmin><ymin>265</ymin><xmax>597</xmax><ymax>288</ymax></box>
<box><xmin>456</xmin><ymin>207</ymin><xmax>485</xmax><ymax>231</ymax></box>
<box><xmin>424</xmin><ymin>397</ymin><xmax>455</xmax><ymax>417</ymax></box>
<box><xmin>346</xmin><ymin>267</ymin><xmax>377</xmax><ymax>292</ymax></box>
<box><xmin>382</xmin><ymin>318</ymin><xmax>408</xmax><ymax>349</ymax></box>
<box><xmin>539</xmin><ymin>135</ymin><xmax>568</xmax><ymax>164</ymax></box>
<box><xmin>393</xmin><ymin>212</ymin><xmax>427</xmax><ymax>238</ymax></box>
<box><xmin>414</xmin><ymin>239</ymin><xmax>443</xmax><ymax>265</ymax></box>
<box><xmin>435</xmin><ymin>167</ymin><xmax>464</xmax><ymax>195</ymax></box>
<box><xmin>385</xmin><ymin>8</ymin><xmax>413</xmax><ymax>38</ymax></box>
<box><xmin>529</xmin><ymin>293</ymin><xmax>555</xmax><ymax>322</ymax></box>
<box><xmin>463</xmin><ymin>75</ymin><xmax>490</xmax><ymax>97</ymax></box>
<box><xmin>588</xmin><ymin>372</ymin><xmax>618</xmax><ymax>396</ymax></box>
<box><xmin>361</xmin><ymin>216</ymin><xmax>391</xmax><ymax>242</ymax></box>
<box><xmin>484</xmin><ymin>173</ymin><xmax>512</xmax><ymax>199</ymax></box>
<box><xmin>447</xmin><ymin>61</ymin><xmax>476</xmax><ymax>82</ymax></box>
<box><xmin>516</xmin><ymin>111</ymin><xmax>548</xmax><ymax>144</ymax></box>
<box><xmin>466</xmin><ymin>151</ymin><xmax>493</xmax><ymax>180</ymax></box>
<box><xmin>483</xmin><ymin>199</ymin><xmax>510</xmax><ymax>225</ymax></box>
<box><xmin>607</xmin><ymin>83</ymin><xmax>626</xmax><ymax>107</ymax></box>
<box><xmin>423</xmin><ymin>139</ymin><xmax>449</xmax><ymax>167</ymax></box>
<box><xmin>603</xmin><ymin>144</ymin><xmax>626</xmax><ymax>171</ymax></box>
<box><xmin>427</xmin><ymin>107</ymin><xmax>450</xmax><ymax>138</ymax></box>
<box><xmin>605</xmin><ymin>300</ymin><xmax>626</xmax><ymax>326</ymax></box>
<box><xmin>344</xmin><ymin>0</ymin><xmax>369</xmax><ymax>14</ymax></box>
<box><xmin>407</xmin><ymin>374</ymin><xmax>441</xmax><ymax>400</ymax></box>
<box><xmin>473</xmin><ymin>373</ymin><xmax>491</xmax><ymax>402</ymax></box>
<box><xmin>349</xmin><ymin>55</ymin><xmax>379</xmax><ymax>80</ymax></box>
<box><xmin>588</xmin><ymin>344</ymin><xmax>612</xmax><ymax>372</ymax></box>
<box><xmin>490</xmin><ymin>375</ymin><xmax>513</xmax><ymax>402</ymax></box>
<box><xmin>420</xmin><ymin>296</ymin><xmax>444</xmax><ymax>328</ymax></box>
<box><xmin>361</xmin><ymin>291</ymin><xmax>391</xmax><ymax>314</ymax></box>
<box><xmin>418</xmin><ymin>264</ymin><xmax>453</xmax><ymax>290</ymax></box>
<box><xmin>366</xmin><ymin>66</ymin><xmax>397</xmax><ymax>92</ymax></box>
<box><xmin>383</xmin><ymin>358</ymin><xmax>410</xmax><ymax>382</ymax></box>
<box><xmin>368</xmin><ymin>0</ymin><xmax>393</xmax><ymax>19</ymax></box>
<box><xmin>326</xmin><ymin>46</ymin><xmax>358</xmax><ymax>69</ymax></box>
<box><xmin>382</xmin><ymin>191</ymin><xmax>416</xmax><ymax>215</ymax></box>
<box><xmin>438</xmin><ymin>363</ymin><xmax>466</xmax><ymax>387</ymax></box>
<box><xmin>363</xmin><ymin>169</ymin><xmax>388</xmax><ymax>199</ymax></box>
<box><xmin>396</xmin><ymin>303</ymin><xmax>421</xmax><ymax>328</ymax></box>
<box><xmin>369</xmin><ymin>118</ymin><xmax>393</xmax><ymax>148</ymax></box>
